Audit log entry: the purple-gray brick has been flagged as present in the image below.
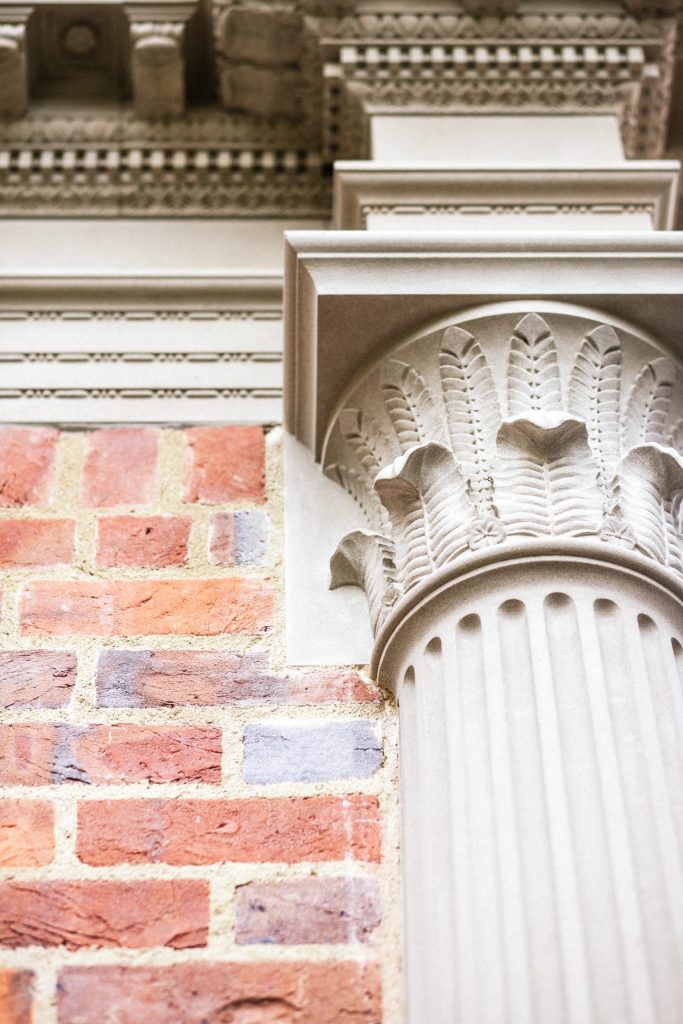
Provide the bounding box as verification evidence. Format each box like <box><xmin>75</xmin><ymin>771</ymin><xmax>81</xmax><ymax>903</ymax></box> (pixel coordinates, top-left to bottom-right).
<box><xmin>235</xmin><ymin>877</ymin><xmax>382</xmax><ymax>945</ymax></box>
<box><xmin>243</xmin><ymin>720</ymin><xmax>382</xmax><ymax>784</ymax></box>
<box><xmin>209</xmin><ymin>510</ymin><xmax>268</xmax><ymax>567</ymax></box>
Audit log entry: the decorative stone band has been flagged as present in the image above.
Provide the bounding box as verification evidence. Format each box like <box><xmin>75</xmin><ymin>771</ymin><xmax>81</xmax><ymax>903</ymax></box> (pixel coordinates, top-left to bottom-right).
<box><xmin>328</xmin><ymin>311</ymin><xmax>683</xmax><ymax>648</ymax></box>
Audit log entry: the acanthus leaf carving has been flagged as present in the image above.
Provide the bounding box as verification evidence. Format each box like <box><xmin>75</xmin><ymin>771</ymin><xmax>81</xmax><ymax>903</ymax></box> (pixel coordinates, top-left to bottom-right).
<box><xmin>338</xmin><ymin>407</ymin><xmax>393</xmax><ymax>481</ymax></box>
<box><xmin>325</xmin><ymin>463</ymin><xmax>388</xmax><ymax>534</ymax></box>
<box><xmin>495</xmin><ymin>412</ymin><xmax>604</xmax><ymax>539</ymax></box>
<box><xmin>330</xmin><ymin>529</ymin><xmax>402</xmax><ymax>635</ymax></box>
<box><xmin>382</xmin><ymin>360</ymin><xmax>448</xmax><ymax>453</ymax></box>
<box><xmin>614</xmin><ymin>443</ymin><xmax>683</xmax><ymax>571</ymax></box>
<box><xmin>507</xmin><ymin>313</ymin><xmax>562</xmax><ymax>417</ymax></box>
<box><xmin>439</xmin><ymin>325</ymin><xmax>501</xmax><ymax>509</ymax></box>
<box><xmin>375</xmin><ymin>442</ymin><xmax>472</xmax><ymax>591</ymax></box>
<box><xmin>623</xmin><ymin>356</ymin><xmax>676</xmax><ymax>451</ymax></box>
<box><xmin>568</xmin><ymin>324</ymin><xmax>622</xmax><ymax>482</ymax></box>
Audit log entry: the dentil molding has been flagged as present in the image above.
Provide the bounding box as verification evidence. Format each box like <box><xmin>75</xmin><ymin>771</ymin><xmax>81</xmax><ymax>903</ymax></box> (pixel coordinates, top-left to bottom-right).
<box><xmin>0</xmin><ymin>0</ymin><xmax>680</xmax><ymax>215</ymax></box>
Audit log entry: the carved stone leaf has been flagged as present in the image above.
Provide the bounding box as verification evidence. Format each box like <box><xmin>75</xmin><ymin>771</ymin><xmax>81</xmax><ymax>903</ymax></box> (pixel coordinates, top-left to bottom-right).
<box><xmin>382</xmin><ymin>359</ymin><xmax>447</xmax><ymax>453</ymax></box>
<box><xmin>623</xmin><ymin>357</ymin><xmax>676</xmax><ymax>451</ymax></box>
<box><xmin>375</xmin><ymin>442</ymin><xmax>472</xmax><ymax>591</ymax></box>
<box><xmin>614</xmin><ymin>443</ymin><xmax>683</xmax><ymax>570</ymax></box>
<box><xmin>330</xmin><ymin>529</ymin><xmax>402</xmax><ymax>636</ymax></box>
<box><xmin>439</xmin><ymin>325</ymin><xmax>501</xmax><ymax>503</ymax></box>
<box><xmin>325</xmin><ymin>463</ymin><xmax>389</xmax><ymax>533</ymax></box>
<box><xmin>568</xmin><ymin>325</ymin><xmax>622</xmax><ymax>478</ymax></box>
<box><xmin>495</xmin><ymin>412</ymin><xmax>603</xmax><ymax>538</ymax></box>
<box><xmin>374</xmin><ymin>468</ymin><xmax>430</xmax><ymax>592</ymax></box>
<box><xmin>338</xmin><ymin>407</ymin><xmax>391</xmax><ymax>479</ymax></box>
<box><xmin>507</xmin><ymin>313</ymin><xmax>562</xmax><ymax>416</ymax></box>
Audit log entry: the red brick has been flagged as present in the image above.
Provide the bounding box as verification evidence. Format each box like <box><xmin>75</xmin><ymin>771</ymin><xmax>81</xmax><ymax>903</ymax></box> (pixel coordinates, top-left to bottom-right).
<box><xmin>0</xmin><ymin>800</ymin><xmax>54</xmax><ymax>867</ymax></box>
<box><xmin>57</xmin><ymin>961</ymin><xmax>381</xmax><ymax>1024</ymax></box>
<box><xmin>96</xmin><ymin>515</ymin><xmax>191</xmax><ymax>568</ymax></box>
<box><xmin>0</xmin><ymin>881</ymin><xmax>208</xmax><ymax>950</ymax></box>
<box><xmin>0</xmin><ymin>724</ymin><xmax>221</xmax><ymax>785</ymax></box>
<box><xmin>0</xmin><ymin>969</ymin><xmax>33</xmax><ymax>1024</ymax></box>
<box><xmin>0</xmin><ymin>427</ymin><xmax>58</xmax><ymax>508</ymax></box>
<box><xmin>184</xmin><ymin>426</ymin><xmax>264</xmax><ymax>504</ymax></box>
<box><xmin>95</xmin><ymin>650</ymin><xmax>381</xmax><ymax>707</ymax></box>
<box><xmin>81</xmin><ymin>428</ymin><xmax>159</xmax><ymax>507</ymax></box>
<box><xmin>20</xmin><ymin>578</ymin><xmax>272</xmax><ymax>637</ymax></box>
<box><xmin>77</xmin><ymin>795</ymin><xmax>381</xmax><ymax>865</ymax></box>
<box><xmin>0</xmin><ymin>651</ymin><xmax>77</xmax><ymax>709</ymax></box>
<box><xmin>236</xmin><ymin>877</ymin><xmax>382</xmax><ymax>945</ymax></box>
<box><xmin>0</xmin><ymin>519</ymin><xmax>74</xmax><ymax>568</ymax></box>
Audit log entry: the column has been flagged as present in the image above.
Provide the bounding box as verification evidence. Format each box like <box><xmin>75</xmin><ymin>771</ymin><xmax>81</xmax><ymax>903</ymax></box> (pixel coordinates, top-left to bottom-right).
<box><xmin>327</xmin><ymin>307</ymin><xmax>683</xmax><ymax>1024</ymax></box>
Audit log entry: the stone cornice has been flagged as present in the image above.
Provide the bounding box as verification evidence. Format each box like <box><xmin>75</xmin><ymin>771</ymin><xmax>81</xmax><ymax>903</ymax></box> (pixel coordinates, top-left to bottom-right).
<box><xmin>0</xmin><ymin>0</ymin><xmax>680</xmax><ymax>214</ymax></box>
<box><xmin>333</xmin><ymin>161</ymin><xmax>681</xmax><ymax>228</ymax></box>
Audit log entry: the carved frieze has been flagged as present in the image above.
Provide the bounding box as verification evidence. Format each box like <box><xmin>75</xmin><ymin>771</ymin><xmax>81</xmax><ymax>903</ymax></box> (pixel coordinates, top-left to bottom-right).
<box><xmin>327</xmin><ymin>311</ymin><xmax>683</xmax><ymax>634</ymax></box>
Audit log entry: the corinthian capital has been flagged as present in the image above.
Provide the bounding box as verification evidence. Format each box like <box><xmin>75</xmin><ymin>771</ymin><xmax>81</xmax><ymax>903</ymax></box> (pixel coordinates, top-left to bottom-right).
<box><xmin>326</xmin><ymin>310</ymin><xmax>683</xmax><ymax>638</ymax></box>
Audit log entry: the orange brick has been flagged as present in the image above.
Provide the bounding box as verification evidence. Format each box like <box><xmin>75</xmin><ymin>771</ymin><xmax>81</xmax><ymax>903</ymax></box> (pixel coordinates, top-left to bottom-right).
<box><xmin>0</xmin><ymin>651</ymin><xmax>77</xmax><ymax>709</ymax></box>
<box><xmin>0</xmin><ymin>881</ymin><xmax>208</xmax><ymax>949</ymax></box>
<box><xmin>96</xmin><ymin>515</ymin><xmax>191</xmax><ymax>568</ymax></box>
<box><xmin>0</xmin><ymin>969</ymin><xmax>33</xmax><ymax>1024</ymax></box>
<box><xmin>77</xmin><ymin>795</ymin><xmax>381</xmax><ymax>865</ymax></box>
<box><xmin>0</xmin><ymin>723</ymin><xmax>221</xmax><ymax>785</ymax></box>
<box><xmin>184</xmin><ymin>426</ymin><xmax>264</xmax><ymax>504</ymax></box>
<box><xmin>0</xmin><ymin>519</ymin><xmax>74</xmax><ymax>568</ymax></box>
<box><xmin>20</xmin><ymin>578</ymin><xmax>273</xmax><ymax>637</ymax></box>
<box><xmin>57</xmin><ymin>962</ymin><xmax>381</xmax><ymax>1024</ymax></box>
<box><xmin>0</xmin><ymin>427</ymin><xmax>58</xmax><ymax>508</ymax></box>
<box><xmin>0</xmin><ymin>800</ymin><xmax>54</xmax><ymax>867</ymax></box>
<box><xmin>81</xmin><ymin>428</ymin><xmax>159</xmax><ymax>507</ymax></box>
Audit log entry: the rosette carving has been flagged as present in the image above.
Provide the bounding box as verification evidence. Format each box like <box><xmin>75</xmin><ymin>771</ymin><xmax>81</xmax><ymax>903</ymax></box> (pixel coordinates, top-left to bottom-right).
<box><xmin>328</xmin><ymin>312</ymin><xmax>683</xmax><ymax>634</ymax></box>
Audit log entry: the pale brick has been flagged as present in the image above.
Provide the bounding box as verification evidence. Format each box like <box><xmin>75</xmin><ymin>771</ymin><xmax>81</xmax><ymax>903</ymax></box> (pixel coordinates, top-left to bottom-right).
<box><xmin>243</xmin><ymin>721</ymin><xmax>382</xmax><ymax>784</ymax></box>
<box><xmin>0</xmin><ymin>651</ymin><xmax>76</xmax><ymax>709</ymax></box>
<box><xmin>236</xmin><ymin>877</ymin><xmax>382</xmax><ymax>945</ymax></box>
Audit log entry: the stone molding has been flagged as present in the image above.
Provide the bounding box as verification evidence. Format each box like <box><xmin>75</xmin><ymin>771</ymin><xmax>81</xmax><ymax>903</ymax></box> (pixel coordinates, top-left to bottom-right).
<box><xmin>333</xmin><ymin>161</ymin><xmax>681</xmax><ymax>229</ymax></box>
<box><xmin>0</xmin><ymin>274</ymin><xmax>284</xmax><ymax>422</ymax></box>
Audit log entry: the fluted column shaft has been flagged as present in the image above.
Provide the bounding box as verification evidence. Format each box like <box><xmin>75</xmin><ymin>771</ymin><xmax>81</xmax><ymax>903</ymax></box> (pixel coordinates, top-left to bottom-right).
<box><xmin>384</xmin><ymin>557</ymin><xmax>683</xmax><ymax>1024</ymax></box>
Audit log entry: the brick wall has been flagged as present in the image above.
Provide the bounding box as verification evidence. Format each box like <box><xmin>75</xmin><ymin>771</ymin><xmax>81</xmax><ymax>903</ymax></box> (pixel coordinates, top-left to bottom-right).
<box><xmin>0</xmin><ymin>425</ymin><xmax>401</xmax><ymax>1024</ymax></box>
